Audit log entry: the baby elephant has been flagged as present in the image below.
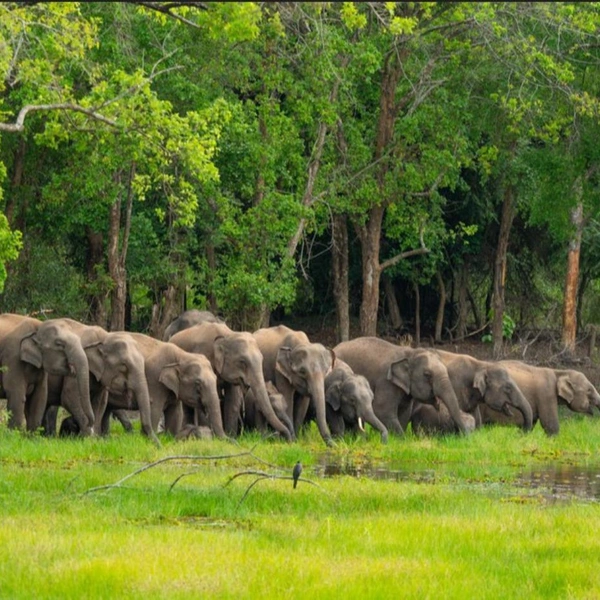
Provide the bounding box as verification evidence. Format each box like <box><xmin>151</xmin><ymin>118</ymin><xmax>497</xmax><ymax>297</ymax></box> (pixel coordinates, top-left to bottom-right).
<box><xmin>324</xmin><ymin>360</ymin><xmax>388</xmax><ymax>443</ymax></box>
<box><xmin>410</xmin><ymin>402</ymin><xmax>477</xmax><ymax>437</ymax></box>
<box><xmin>243</xmin><ymin>381</ymin><xmax>296</xmax><ymax>440</ymax></box>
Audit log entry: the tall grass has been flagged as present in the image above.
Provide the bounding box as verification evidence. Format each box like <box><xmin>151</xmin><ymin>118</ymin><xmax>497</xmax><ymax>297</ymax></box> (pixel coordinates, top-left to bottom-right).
<box><xmin>1</xmin><ymin>414</ymin><xmax>600</xmax><ymax>598</ymax></box>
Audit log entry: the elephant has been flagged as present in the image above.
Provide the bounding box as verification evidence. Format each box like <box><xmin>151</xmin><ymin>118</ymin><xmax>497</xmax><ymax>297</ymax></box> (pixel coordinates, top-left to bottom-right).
<box><xmin>410</xmin><ymin>403</ymin><xmax>477</xmax><ymax>436</ymax></box>
<box><xmin>333</xmin><ymin>337</ymin><xmax>470</xmax><ymax>436</ymax></box>
<box><xmin>0</xmin><ymin>315</ymin><xmax>94</xmax><ymax>434</ymax></box>
<box><xmin>163</xmin><ymin>310</ymin><xmax>224</xmax><ymax>341</ymax></box>
<box><xmin>128</xmin><ymin>332</ymin><xmax>227</xmax><ymax>439</ymax></box>
<box><xmin>242</xmin><ymin>380</ymin><xmax>295</xmax><ymax>439</ymax></box>
<box><xmin>169</xmin><ymin>321</ymin><xmax>293</xmax><ymax>441</ymax></box>
<box><xmin>253</xmin><ymin>325</ymin><xmax>334</xmax><ymax>446</ymax></box>
<box><xmin>408</xmin><ymin>350</ymin><xmax>534</xmax><ymax>434</ymax></box>
<box><xmin>42</xmin><ymin>328</ymin><xmax>160</xmax><ymax>445</ymax></box>
<box><xmin>481</xmin><ymin>361</ymin><xmax>600</xmax><ymax>435</ymax></box>
<box><xmin>324</xmin><ymin>359</ymin><xmax>388</xmax><ymax>443</ymax></box>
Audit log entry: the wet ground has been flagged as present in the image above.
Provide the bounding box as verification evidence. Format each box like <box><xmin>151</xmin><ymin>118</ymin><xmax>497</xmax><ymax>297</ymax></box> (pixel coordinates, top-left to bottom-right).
<box><xmin>315</xmin><ymin>458</ymin><xmax>600</xmax><ymax>504</ymax></box>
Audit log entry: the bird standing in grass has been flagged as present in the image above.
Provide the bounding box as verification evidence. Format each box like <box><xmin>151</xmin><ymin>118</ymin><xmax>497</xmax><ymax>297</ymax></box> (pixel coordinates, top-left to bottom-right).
<box><xmin>292</xmin><ymin>461</ymin><xmax>302</xmax><ymax>489</ymax></box>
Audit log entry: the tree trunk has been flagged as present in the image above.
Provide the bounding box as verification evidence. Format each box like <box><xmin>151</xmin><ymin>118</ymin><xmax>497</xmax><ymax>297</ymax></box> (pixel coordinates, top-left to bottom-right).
<box><xmin>383</xmin><ymin>275</ymin><xmax>403</xmax><ymax>331</ymax></box>
<box><xmin>435</xmin><ymin>271</ymin><xmax>446</xmax><ymax>343</ymax></box>
<box><xmin>149</xmin><ymin>284</ymin><xmax>179</xmax><ymax>339</ymax></box>
<box><xmin>206</xmin><ymin>240</ymin><xmax>218</xmax><ymax>314</ymax></box>
<box><xmin>358</xmin><ymin>206</ymin><xmax>385</xmax><ymax>336</ymax></box>
<box><xmin>455</xmin><ymin>262</ymin><xmax>469</xmax><ymax>339</ymax></box>
<box><xmin>414</xmin><ymin>282</ymin><xmax>421</xmax><ymax>346</ymax></box>
<box><xmin>332</xmin><ymin>213</ymin><xmax>350</xmax><ymax>343</ymax></box>
<box><xmin>85</xmin><ymin>227</ymin><xmax>106</xmax><ymax>327</ymax></box>
<box><xmin>6</xmin><ymin>137</ymin><xmax>26</xmax><ymax>229</ymax></box>
<box><xmin>492</xmin><ymin>184</ymin><xmax>516</xmax><ymax>359</ymax></box>
<box><xmin>562</xmin><ymin>201</ymin><xmax>583</xmax><ymax>355</ymax></box>
<box><xmin>108</xmin><ymin>164</ymin><xmax>135</xmax><ymax>332</ymax></box>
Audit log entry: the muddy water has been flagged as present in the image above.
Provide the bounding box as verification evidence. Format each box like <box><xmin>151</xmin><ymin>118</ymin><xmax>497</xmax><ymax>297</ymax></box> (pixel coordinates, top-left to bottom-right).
<box><xmin>315</xmin><ymin>457</ymin><xmax>600</xmax><ymax>503</ymax></box>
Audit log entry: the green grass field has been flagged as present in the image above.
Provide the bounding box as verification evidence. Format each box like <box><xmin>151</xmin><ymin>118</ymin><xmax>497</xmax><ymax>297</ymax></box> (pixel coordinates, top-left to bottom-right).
<box><xmin>1</xmin><ymin>412</ymin><xmax>600</xmax><ymax>599</ymax></box>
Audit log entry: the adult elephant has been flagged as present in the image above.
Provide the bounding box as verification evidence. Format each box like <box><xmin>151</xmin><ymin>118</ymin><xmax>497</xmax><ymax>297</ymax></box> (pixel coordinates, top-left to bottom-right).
<box><xmin>324</xmin><ymin>359</ymin><xmax>388</xmax><ymax>443</ymax></box>
<box><xmin>253</xmin><ymin>325</ymin><xmax>334</xmax><ymax>446</ymax></box>
<box><xmin>0</xmin><ymin>315</ymin><xmax>94</xmax><ymax>434</ymax></box>
<box><xmin>163</xmin><ymin>310</ymin><xmax>223</xmax><ymax>341</ymax></box>
<box><xmin>334</xmin><ymin>337</ymin><xmax>470</xmax><ymax>436</ymax></box>
<box><xmin>128</xmin><ymin>333</ymin><xmax>226</xmax><ymax>439</ymax></box>
<box><xmin>409</xmin><ymin>350</ymin><xmax>534</xmax><ymax>434</ymax></box>
<box><xmin>43</xmin><ymin>328</ymin><xmax>160</xmax><ymax>445</ymax></box>
<box><xmin>481</xmin><ymin>361</ymin><xmax>600</xmax><ymax>435</ymax></box>
<box><xmin>170</xmin><ymin>322</ymin><xmax>293</xmax><ymax>441</ymax></box>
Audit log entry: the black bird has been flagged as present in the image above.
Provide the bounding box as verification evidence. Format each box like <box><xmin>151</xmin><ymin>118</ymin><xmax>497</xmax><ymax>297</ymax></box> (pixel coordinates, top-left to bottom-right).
<box><xmin>292</xmin><ymin>461</ymin><xmax>302</xmax><ymax>489</ymax></box>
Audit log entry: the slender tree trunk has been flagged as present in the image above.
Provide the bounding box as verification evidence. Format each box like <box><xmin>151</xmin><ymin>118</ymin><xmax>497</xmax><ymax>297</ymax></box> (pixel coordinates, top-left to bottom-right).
<box><xmin>108</xmin><ymin>163</ymin><xmax>135</xmax><ymax>332</ymax></box>
<box><xmin>492</xmin><ymin>184</ymin><xmax>516</xmax><ymax>359</ymax></box>
<box><xmin>206</xmin><ymin>240</ymin><xmax>218</xmax><ymax>314</ymax></box>
<box><xmin>414</xmin><ymin>282</ymin><xmax>421</xmax><ymax>345</ymax></box>
<box><xmin>383</xmin><ymin>275</ymin><xmax>403</xmax><ymax>331</ymax></box>
<box><xmin>332</xmin><ymin>213</ymin><xmax>350</xmax><ymax>342</ymax></box>
<box><xmin>6</xmin><ymin>137</ymin><xmax>26</xmax><ymax>228</ymax></box>
<box><xmin>85</xmin><ymin>227</ymin><xmax>106</xmax><ymax>326</ymax></box>
<box><xmin>357</xmin><ymin>206</ymin><xmax>385</xmax><ymax>336</ymax></box>
<box><xmin>562</xmin><ymin>201</ymin><xmax>584</xmax><ymax>354</ymax></box>
<box><xmin>455</xmin><ymin>262</ymin><xmax>469</xmax><ymax>339</ymax></box>
<box><xmin>435</xmin><ymin>271</ymin><xmax>446</xmax><ymax>343</ymax></box>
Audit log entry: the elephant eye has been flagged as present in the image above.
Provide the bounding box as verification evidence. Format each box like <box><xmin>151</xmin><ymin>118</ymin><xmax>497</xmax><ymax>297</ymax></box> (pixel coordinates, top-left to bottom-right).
<box><xmin>238</xmin><ymin>359</ymin><xmax>247</xmax><ymax>370</ymax></box>
<box><xmin>423</xmin><ymin>369</ymin><xmax>432</xmax><ymax>380</ymax></box>
<box><xmin>55</xmin><ymin>339</ymin><xmax>66</xmax><ymax>349</ymax></box>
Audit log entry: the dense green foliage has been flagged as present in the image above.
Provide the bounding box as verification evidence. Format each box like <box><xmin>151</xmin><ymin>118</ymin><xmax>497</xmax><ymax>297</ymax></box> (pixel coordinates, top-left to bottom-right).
<box><xmin>0</xmin><ymin>2</ymin><xmax>599</xmax><ymax>340</ymax></box>
<box><xmin>1</xmin><ymin>414</ymin><xmax>600</xmax><ymax>598</ymax></box>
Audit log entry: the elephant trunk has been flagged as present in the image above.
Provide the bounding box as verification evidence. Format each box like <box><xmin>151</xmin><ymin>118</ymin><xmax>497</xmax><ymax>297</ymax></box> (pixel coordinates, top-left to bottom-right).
<box><xmin>359</xmin><ymin>407</ymin><xmax>389</xmax><ymax>444</ymax></box>
<box><xmin>308</xmin><ymin>374</ymin><xmax>333</xmax><ymax>446</ymax></box>
<box><xmin>202</xmin><ymin>379</ymin><xmax>227</xmax><ymax>439</ymax></box>
<box><xmin>130</xmin><ymin>367</ymin><xmax>160</xmax><ymax>447</ymax></box>
<box><xmin>511</xmin><ymin>390</ymin><xmax>533</xmax><ymax>432</ymax></box>
<box><xmin>433</xmin><ymin>374</ymin><xmax>470</xmax><ymax>435</ymax></box>
<box><xmin>64</xmin><ymin>335</ymin><xmax>94</xmax><ymax>430</ymax></box>
<box><xmin>249</xmin><ymin>374</ymin><xmax>294</xmax><ymax>442</ymax></box>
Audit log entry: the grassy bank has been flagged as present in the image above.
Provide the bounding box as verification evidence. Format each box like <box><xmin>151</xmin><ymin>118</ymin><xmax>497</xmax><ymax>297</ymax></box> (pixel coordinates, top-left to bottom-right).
<box><xmin>1</xmin><ymin>414</ymin><xmax>600</xmax><ymax>599</ymax></box>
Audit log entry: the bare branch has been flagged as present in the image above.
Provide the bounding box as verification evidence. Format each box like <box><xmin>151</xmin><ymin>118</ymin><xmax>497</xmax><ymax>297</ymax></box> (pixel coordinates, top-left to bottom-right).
<box><xmin>0</xmin><ymin>103</ymin><xmax>119</xmax><ymax>133</ymax></box>
<box><xmin>133</xmin><ymin>1</ymin><xmax>208</xmax><ymax>29</ymax></box>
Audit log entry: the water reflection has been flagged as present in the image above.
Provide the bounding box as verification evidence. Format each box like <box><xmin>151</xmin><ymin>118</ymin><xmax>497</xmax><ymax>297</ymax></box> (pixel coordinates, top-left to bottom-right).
<box><xmin>316</xmin><ymin>456</ymin><xmax>600</xmax><ymax>503</ymax></box>
<box><xmin>515</xmin><ymin>464</ymin><xmax>600</xmax><ymax>502</ymax></box>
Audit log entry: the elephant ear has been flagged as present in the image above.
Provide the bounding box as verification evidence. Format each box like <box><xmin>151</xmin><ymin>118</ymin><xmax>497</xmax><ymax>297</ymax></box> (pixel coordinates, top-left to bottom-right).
<box><xmin>325</xmin><ymin>381</ymin><xmax>342</xmax><ymax>411</ymax></box>
<box><xmin>387</xmin><ymin>358</ymin><xmax>411</xmax><ymax>394</ymax></box>
<box><xmin>20</xmin><ymin>333</ymin><xmax>43</xmax><ymax>368</ymax></box>
<box><xmin>319</xmin><ymin>346</ymin><xmax>336</xmax><ymax>376</ymax></box>
<box><xmin>83</xmin><ymin>341</ymin><xmax>105</xmax><ymax>381</ymax></box>
<box><xmin>473</xmin><ymin>369</ymin><xmax>487</xmax><ymax>397</ymax></box>
<box><xmin>213</xmin><ymin>336</ymin><xmax>227</xmax><ymax>375</ymax></box>
<box><xmin>159</xmin><ymin>363</ymin><xmax>180</xmax><ymax>397</ymax></box>
<box><xmin>557</xmin><ymin>373</ymin><xmax>575</xmax><ymax>404</ymax></box>
<box><xmin>275</xmin><ymin>346</ymin><xmax>294</xmax><ymax>383</ymax></box>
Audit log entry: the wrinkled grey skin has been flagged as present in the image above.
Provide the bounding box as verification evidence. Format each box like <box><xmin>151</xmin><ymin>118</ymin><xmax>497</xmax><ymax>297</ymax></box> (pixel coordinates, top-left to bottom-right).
<box><xmin>243</xmin><ymin>380</ymin><xmax>295</xmax><ymax>438</ymax></box>
<box><xmin>0</xmin><ymin>314</ymin><xmax>48</xmax><ymax>432</ymax></box>
<box><xmin>334</xmin><ymin>337</ymin><xmax>469</xmax><ymax>436</ymax></box>
<box><xmin>481</xmin><ymin>361</ymin><xmax>600</xmax><ymax>435</ymax></box>
<box><xmin>43</xmin><ymin>328</ymin><xmax>160</xmax><ymax>445</ymax></box>
<box><xmin>410</xmin><ymin>403</ymin><xmax>477</xmax><ymax>436</ymax></box>
<box><xmin>0</xmin><ymin>315</ymin><xmax>95</xmax><ymax>434</ymax></box>
<box><xmin>128</xmin><ymin>332</ymin><xmax>227</xmax><ymax>439</ymax></box>
<box><xmin>253</xmin><ymin>325</ymin><xmax>334</xmax><ymax>446</ymax></box>
<box><xmin>324</xmin><ymin>359</ymin><xmax>388</xmax><ymax>443</ymax></box>
<box><xmin>170</xmin><ymin>322</ymin><xmax>293</xmax><ymax>441</ymax></box>
<box><xmin>410</xmin><ymin>350</ymin><xmax>534</xmax><ymax>434</ymax></box>
<box><xmin>163</xmin><ymin>310</ymin><xmax>224</xmax><ymax>341</ymax></box>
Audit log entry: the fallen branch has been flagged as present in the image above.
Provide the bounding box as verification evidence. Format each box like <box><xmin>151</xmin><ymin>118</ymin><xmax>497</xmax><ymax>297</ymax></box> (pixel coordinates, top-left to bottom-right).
<box><xmin>82</xmin><ymin>444</ymin><xmax>264</xmax><ymax>495</ymax></box>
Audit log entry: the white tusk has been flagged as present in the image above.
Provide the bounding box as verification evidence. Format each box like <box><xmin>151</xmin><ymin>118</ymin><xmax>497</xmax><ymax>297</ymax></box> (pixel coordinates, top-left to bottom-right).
<box><xmin>357</xmin><ymin>417</ymin><xmax>365</xmax><ymax>433</ymax></box>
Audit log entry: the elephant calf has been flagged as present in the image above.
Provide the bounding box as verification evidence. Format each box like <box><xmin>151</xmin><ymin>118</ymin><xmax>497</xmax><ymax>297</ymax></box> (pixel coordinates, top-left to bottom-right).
<box><xmin>324</xmin><ymin>359</ymin><xmax>388</xmax><ymax>443</ymax></box>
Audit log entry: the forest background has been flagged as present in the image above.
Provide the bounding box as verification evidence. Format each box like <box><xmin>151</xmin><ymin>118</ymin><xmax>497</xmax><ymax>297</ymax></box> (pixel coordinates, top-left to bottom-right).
<box><xmin>1</xmin><ymin>1</ymin><xmax>600</xmax><ymax>362</ymax></box>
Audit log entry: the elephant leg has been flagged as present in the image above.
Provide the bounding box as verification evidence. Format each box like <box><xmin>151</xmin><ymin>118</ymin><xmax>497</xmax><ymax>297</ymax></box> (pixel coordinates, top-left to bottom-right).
<box><xmin>293</xmin><ymin>395</ymin><xmax>311</xmax><ymax>436</ymax></box>
<box><xmin>398</xmin><ymin>400</ymin><xmax>414</xmax><ymax>432</ymax></box>
<box><xmin>42</xmin><ymin>404</ymin><xmax>60</xmax><ymax>436</ymax></box>
<box><xmin>164</xmin><ymin>403</ymin><xmax>183</xmax><ymax>435</ymax></box>
<box><xmin>61</xmin><ymin>377</ymin><xmax>94</xmax><ymax>436</ymax></box>
<box><xmin>6</xmin><ymin>383</ymin><xmax>28</xmax><ymax>430</ymax></box>
<box><xmin>222</xmin><ymin>384</ymin><xmax>243</xmax><ymax>437</ymax></box>
<box><xmin>25</xmin><ymin>376</ymin><xmax>48</xmax><ymax>432</ymax></box>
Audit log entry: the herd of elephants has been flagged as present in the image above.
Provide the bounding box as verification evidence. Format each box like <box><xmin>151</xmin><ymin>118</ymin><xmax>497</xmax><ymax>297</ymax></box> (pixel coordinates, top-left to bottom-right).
<box><xmin>0</xmin><ymin>309</ymin><xmax>599</xmax><ymax>447</ymax></box>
